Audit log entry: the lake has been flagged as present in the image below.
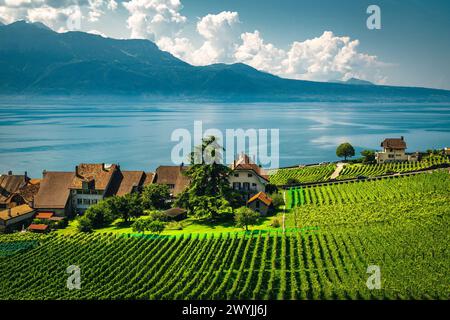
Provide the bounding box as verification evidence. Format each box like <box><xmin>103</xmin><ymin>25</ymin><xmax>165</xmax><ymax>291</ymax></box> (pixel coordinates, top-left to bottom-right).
<box><xmin>1</xmin><ymin>97</ymin><xmax>450</xmax><ymax>178</ymax></box>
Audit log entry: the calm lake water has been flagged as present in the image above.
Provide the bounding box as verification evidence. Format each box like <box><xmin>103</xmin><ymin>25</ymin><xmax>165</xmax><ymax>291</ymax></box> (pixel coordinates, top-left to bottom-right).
<box><xmin>1</xmin><ymin>97</ymin><xmax>450</xmax><ymax>178</ymax></box>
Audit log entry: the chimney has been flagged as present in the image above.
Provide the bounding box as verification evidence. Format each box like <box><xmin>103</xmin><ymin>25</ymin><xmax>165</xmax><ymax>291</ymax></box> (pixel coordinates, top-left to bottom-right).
<box><xmin>8</xmin><ymin>208</ymin><xmax>12</xmax><ymax>217</ymax></box>
<box><xmin>8</xmin><ymin>170</ymin><xmax>12</xmax><ymax>175</ymax></box>
<box><xmin>401</xmin><ymin>136</ymin><xmax>404</xmax><ymax>141</ymax></box>
<box><xmin>75</xmin><ymin>165</ymin><xmax>79</xmax><ymax>177</ymax></box>
<box><xmin>180</xmin><ymin>162</ymin><xmax>184</xmax><ymax>171</ymax></box>
<box><xmin>31</xmin><ymin>196</ymin><xmax>35</xmax><ymax>209</ymax></box>
<box><xmin>42</xmin><ymin>169</ymin><xmax>47</xmax><ymax>177</ymax></box>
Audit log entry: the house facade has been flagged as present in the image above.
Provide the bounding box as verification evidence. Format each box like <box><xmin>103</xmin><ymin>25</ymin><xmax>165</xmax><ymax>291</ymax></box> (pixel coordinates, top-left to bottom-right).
<box><xmin>229</xmin><ymin>154</ymin><xmax>269</xmax><ymax>201</ymax></box>
<box><xmin>153</xmin><ymin>165</ymin><xmax>190</xmax><ymax>197</ymax></box>
<box><xmin>375</xmin><ymin>137</ymin><xmax>418</xmax><ymax>164</ymax></box>
<box><xmin>69</xmin><ymin>164</ymin><xmax>119</xmax><ymax>213</ymax></box>
<box><xmin>247</xmin><ymin>192</ymin><xmax>273</xmax><ymax>215</ymax></box>
<box><xmin>0</xmin><ymin>204</ymin><xmax>35</xmax><ymax>233</ymax></box>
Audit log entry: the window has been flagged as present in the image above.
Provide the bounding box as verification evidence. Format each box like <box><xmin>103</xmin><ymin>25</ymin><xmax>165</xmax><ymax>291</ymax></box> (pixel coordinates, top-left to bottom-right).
<box><xmin>77</xmin><ymin>198</ymin><xmax>82</xmax><ymax>205</ymax></box>
<box><xmin>234</xmin><ymin>173</ymin><xmax>239</xmax><ymax>177</ymax></box>
<box><xmin>233</xmin><ymin>182</ymin><xmax>241</xmax><ymax>190</ymax></box>
<box><xmin>248</xmin><ymin>173</ymin><xmax>253</xmax><ymax>177</ymax></box>
<box><xmin>76</xmin><ymin>190</ymin><xmax>82</xmax><ymax>195</ymax></box>
<box><xmin>91</xmin><ymin>199</ymin><xmax>98</xmax><ymax>205</ymax></box>
<box><xmin>252</xmin><ymin>183</ymin><xmax>257</xmax><ymax>187</ymax></box>
<box><xmin>83</xmin><ymin>199</ymin><xmax>90</xmax><ymax>205</ymax></box>
<box><xmin>255</xmin><ymin>201</ymin><xmax>260</xmax><ymax>208</ymax></box>
<box><xmin>388</xmin><ymin>154</ymin><xmax>395</xmax><ymax>158</ymax></box>
<box><xmin>167</xmin><ymin>184</ymin><xmax>175</xmax><ymax>189</ymax></box>
<box><xmin>243</xmin><ymin>182</ymin><xmax>250</xmax><ymax>190</ymax></box>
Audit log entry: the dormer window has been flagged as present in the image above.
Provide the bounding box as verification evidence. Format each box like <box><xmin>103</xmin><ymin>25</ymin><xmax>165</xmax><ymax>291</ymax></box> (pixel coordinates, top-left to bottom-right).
<box><xmin>248</xmin><ymin>173</ymin><xmax>253</xmax><ymax>177</ymax></box>
<box><xmin>81</xmin><ymin>179</ymin><xmax>94</xmax><ymax>190</ymax></box>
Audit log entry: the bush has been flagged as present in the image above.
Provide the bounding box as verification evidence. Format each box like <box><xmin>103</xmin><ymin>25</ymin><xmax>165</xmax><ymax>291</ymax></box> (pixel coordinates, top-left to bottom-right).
<box><xmin>77</xmin><ymin>216</ymin><xmax>93</xmax><ymax>232</ymax></box>
<box><xmin>131</xmin><ymin>217</ymin><xmax>166</xmax><ymax>234</ymax></box>
<box><xmin>270</xmin><ymin>192</ymin><xmax>284</xmax><ymax>208</ymax></box>
<box><xmin>166</xmin><ymin>221</ymin><xmax>183</xmax><ymax>230</ymax></box>
<box><xmin>147</xmin><ymin>220</ymin><xmax>165</xmax><ymax>234</ymax></box>
<box><xmin>265</xmin><ymin>184</ymin><xmax>278</xmax><ymax>194</ymax></box>
<box><xmin>270</xmin><ymin>218</ymin><xmax>281</xmax><ymax>228</ymax></box>
<box><xmin>147</xmin><ymin>210</ymin><xmax>168</xmax><ymax>222</ymax></box>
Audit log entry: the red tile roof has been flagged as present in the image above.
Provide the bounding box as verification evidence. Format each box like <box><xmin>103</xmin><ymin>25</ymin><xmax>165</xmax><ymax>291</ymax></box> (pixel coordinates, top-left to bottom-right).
<box><xmin>0</xmin><ymin>174</ymin><xmax>28</xmax><ymax>204</ymax></box>
<box><xmin>35</xmin><ymin>212</ymin><xmax>54</xmax><ymax>219</ymax></box>
<box><xmin>34</xmin><ymin>172</ymin><xmax>74</xmax><ymax>209</ymax></box>
<box><xmin>28</xmin><ymin>224</ymin><xmax>48</xmax><ymax>231</ymax></box>
<box><xmin>230</xmin><ymin>154</ymin><xmax>269</xmax><ymax>181</ymax></box>
<box><xmin>70</xmin><ymin>163</ymin><xmax>118</xmax><ymax>190</ymax></box>
<box><xmin>0</xmin><ymin>204</ymin><xmax>34</xmax><ymax>221</ymax></box>
<box><xmin>154</xmin><ymin>166</ymin><xmax>190</xmax><ymax>196</ymax></box>
<box><xmin>381</xmin><ymin>138</ymin><xmax>406</xmax><ymax>149</ymax></box>
<box><xmin>247</xmin><ymin>192</ymin><xmax>273</xmax><ymax>206</ymax></box>
<box><xmin>143</xmin><ymin>172</ymin><xmax>155</xmax><ymax>186</ymax></box>
<box><xmin>114</xmin><ymin>171</ymin><xmax>146</xmax><ymax>196</ymax></box>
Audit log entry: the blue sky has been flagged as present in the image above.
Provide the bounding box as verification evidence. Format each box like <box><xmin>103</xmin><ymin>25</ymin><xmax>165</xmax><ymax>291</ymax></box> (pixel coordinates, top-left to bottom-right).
<box><xmin>1</xmin><ymin>0</ymin><xmax>449</xmax><ymax>89</ymax></box>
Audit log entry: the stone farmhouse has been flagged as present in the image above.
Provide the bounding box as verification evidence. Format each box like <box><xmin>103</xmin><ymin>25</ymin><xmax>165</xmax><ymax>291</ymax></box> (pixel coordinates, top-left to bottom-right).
<box><xmin>375</xmin><ymin>137</ymin><xmax>419</xmax><ymax>164</ymax></box>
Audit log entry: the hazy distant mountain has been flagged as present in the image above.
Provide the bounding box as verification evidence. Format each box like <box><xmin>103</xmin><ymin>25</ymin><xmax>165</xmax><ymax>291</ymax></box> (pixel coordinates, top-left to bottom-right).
<box><xmin>1</xmin><ymin>20</ymin><xmax>449</xmax><ymax>101</ymax></box>
<box><xmin>330</xmin><ymin>78</ymin><xmax>375</xmax><ymax>86</ymax></box>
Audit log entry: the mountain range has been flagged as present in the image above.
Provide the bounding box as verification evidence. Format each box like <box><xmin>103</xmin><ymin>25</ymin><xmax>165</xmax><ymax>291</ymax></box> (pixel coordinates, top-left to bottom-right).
<box><xmin>1</xmin><ymin>20</ymin><xmax>449</xmax><ymax>101</ymax></box>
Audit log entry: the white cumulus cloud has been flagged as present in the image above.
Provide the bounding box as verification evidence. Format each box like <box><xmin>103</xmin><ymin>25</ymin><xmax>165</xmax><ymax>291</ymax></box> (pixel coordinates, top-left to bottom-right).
<box><xmin>234</xmin><ymin>30</ymin><xmax>287</xmax><ymax>76</ymax></box>
<box><xmin>150</xmin><ymin>7</ymin><xmax>385</xmax><ymax>83</ymax></box>
<box><xmin>122</xmin><ymin>0</ymin><xmax>187</xmax><ymax>40</ymax></box>
<box><xmin>0</xmin><ymin>0</ymin><xmax>117</xmax><ymax>31</ymax></box>
<box><xmin>282</xmin><ymin>31</ymin><xmax>384</xmax><ymax>82</ymax></box>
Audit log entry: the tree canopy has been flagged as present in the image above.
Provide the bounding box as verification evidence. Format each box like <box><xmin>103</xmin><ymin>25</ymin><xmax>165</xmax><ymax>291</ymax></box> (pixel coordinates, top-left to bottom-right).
<box><xmin>336</xmin><ymin>142</ymin><xmax>355</xmax><ymax>161</ymax></box>
<box><xmin>141</xmin><ymin>184</ymin><xmax>171</xmax><ymax>210</ymax></box>
<box><xmin>234</xmin><ymin>206</ymin><xmax>260</xmax><ymax>231</ymax></box>
<box><xmin>176</xmin><ymin>136</ymin><xmax>239</xmax><ymax>219</ymax></box>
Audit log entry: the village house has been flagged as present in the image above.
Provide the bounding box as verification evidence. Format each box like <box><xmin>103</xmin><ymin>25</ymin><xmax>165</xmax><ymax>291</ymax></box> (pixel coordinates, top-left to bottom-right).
<box><xmin>0</xmin><ymin>171</ymin><xmax>39</xmax><ymax>209</ymax></box>
<box><xmin>152</xmin><ymin>165</ymin><xmax>190</xmax><ymax>197</ymax></box>
<box><xmin>375</xmin><ymin>137</ymin><xmax>419</xmax><ymax>164</ymax></box>
<box><xmin>444</xmin><ymin>147</ymin><xmax>450</xmax><ymax>156</ymax></box>
<box><xmin>69</xmin><ymin>163</ymin><xmax>120</xmax><ymax>213</ymax></box>
<box><xmin>34</xmin><ymin>171</ymin><xmax>75</xmax><ymax>216</ymax></box>
<box><xmin>229</xmin><ymin>153</ymin><xmax>269</xmax><ymax>201</ymax></box>
<box><xmin>247</xmin><ymin>192</ymin><xmax>273</xmax><ymax>215</ymax></box>
<box><xmin>0</xmin><ymin>204</ymin><xmax>35</xmax><ymax>233</ymax></box>
<box><xmin>33</xmin><ymin>164</ymin><xmax>153</xmax><ymax>216</ymax></box>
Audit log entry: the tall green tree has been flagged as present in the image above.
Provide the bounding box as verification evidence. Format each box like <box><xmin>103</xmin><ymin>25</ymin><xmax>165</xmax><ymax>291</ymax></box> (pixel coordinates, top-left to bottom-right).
<box><xmin>176</xmin><ymin>136</ymin><xmax>237</xmax><ymax>219</ymax></box>
<box><xmin>108</xmin><ymin>193</ymin><xmax>143</xmax><ymax>222</ymax></box>
<box><xmin>141</xmin><ymin>184</ymin><xmax>170</xmax><ymax>210</ymax></box>
<box><xmin>336</xmin><ymin>142</ymin><xmax>355</xmax><ymax>161</ymax></box>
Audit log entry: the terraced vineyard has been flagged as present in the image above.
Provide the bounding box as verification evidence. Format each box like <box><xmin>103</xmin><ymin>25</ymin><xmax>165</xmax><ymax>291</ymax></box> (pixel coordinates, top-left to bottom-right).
<box><xmin>337</xmin><ymin>156</ymin><xmax>449</xmax><ymax>180</ymax></box>
<box><xmin>1</xmin><ymin>172</ymin><xmax>448</xmax><ymax>300</ymax></box>
<box><xmin>269</xmin><ymin>164</ymin><xmax>336</xmax><ymax>185</ymax></box>
<box><xmin>0</xmin><ymin>216</ymin><xmax>448</xmax><ymax>300</ymax></box>
<box><xmin>285</xmin><ymin>171</ymin><xmax>450</xmax><ymax>209</ymax></box>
